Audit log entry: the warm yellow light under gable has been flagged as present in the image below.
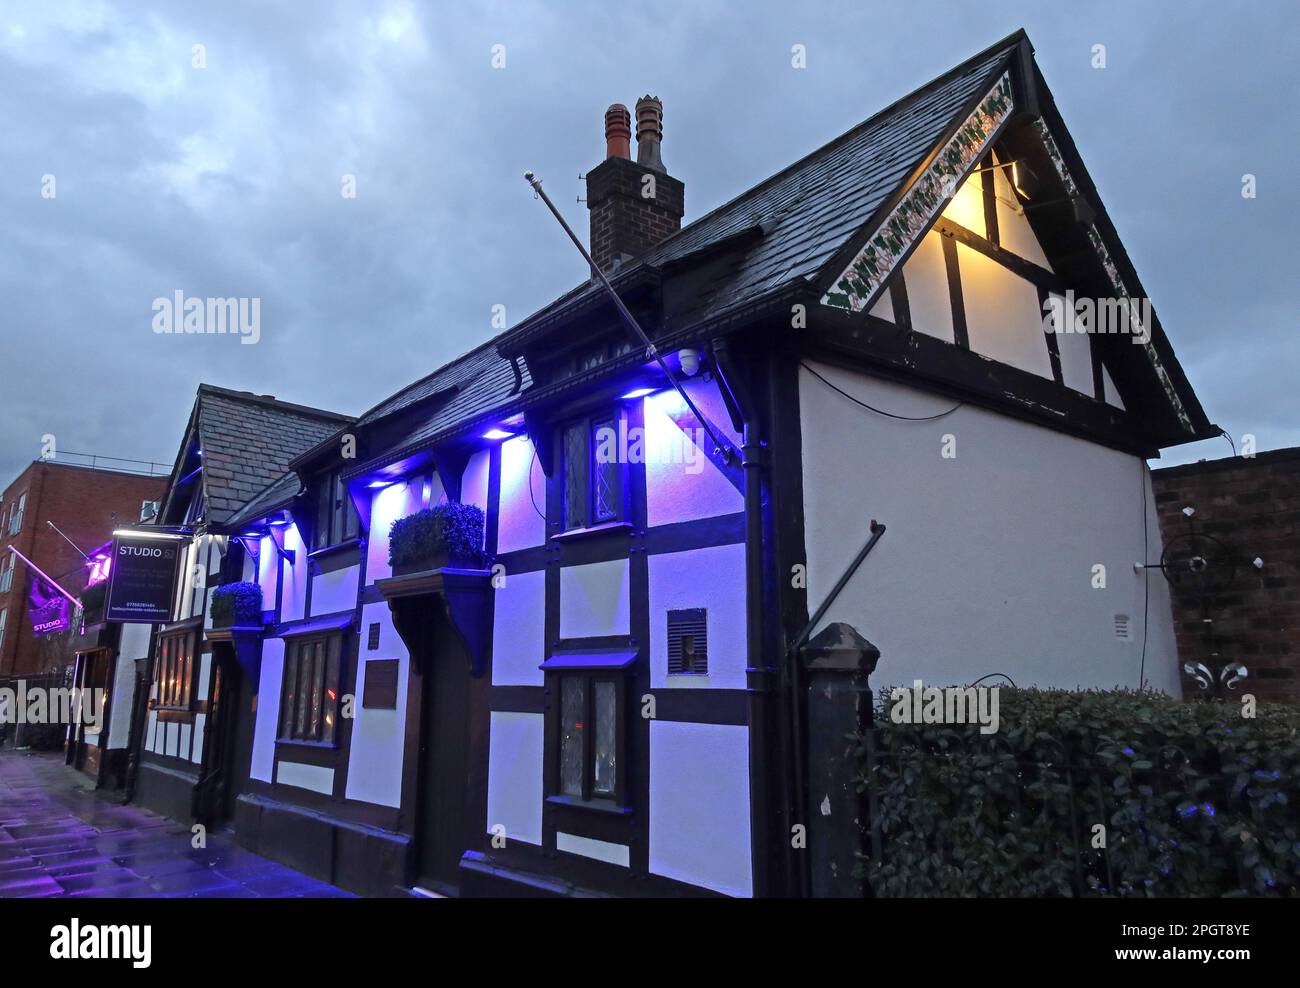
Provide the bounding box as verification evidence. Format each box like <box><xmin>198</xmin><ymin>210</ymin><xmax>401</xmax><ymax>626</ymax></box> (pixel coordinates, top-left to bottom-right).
<box><xmin>941</xmin><ymin>167</ymin><xmax>985</xmax><ymax>239</ymax></box>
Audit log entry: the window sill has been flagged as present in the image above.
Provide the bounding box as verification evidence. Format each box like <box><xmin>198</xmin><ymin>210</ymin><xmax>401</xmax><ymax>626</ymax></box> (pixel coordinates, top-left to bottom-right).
<box><xmin>550</xmin><ymin>521</ymin><xmax>633</xmax><ymax>544</ymax></box>
<box><xmin>274</xmin><ymin>738</ymin><xmax>340</xmax><ymax>767</ymax></box>
<box><xmin>307</xmin><ymin>537</ymin><xmax>363</xmax><ymax>560</ymax></box>
<box><xmin>546</xmin><ymin>794</ymin><xmax>633</xmax><ymax>816</ymax></box>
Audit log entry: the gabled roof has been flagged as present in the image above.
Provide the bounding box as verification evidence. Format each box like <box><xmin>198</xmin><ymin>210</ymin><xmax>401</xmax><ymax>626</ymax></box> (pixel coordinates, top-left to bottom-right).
<box><xmin>160</xmin><ymin>385</ymin><xmax>354</xmax><ymax>528</ymax></box>
<box><xmin>503</xmin><ymin>32</ymin><xmax>1023</xmax><ymax>342</ymax></box>
<box><xmin>330</xmin><ymin>28</ymin><xmax>1210</xmax><ymax>464</ymax></box>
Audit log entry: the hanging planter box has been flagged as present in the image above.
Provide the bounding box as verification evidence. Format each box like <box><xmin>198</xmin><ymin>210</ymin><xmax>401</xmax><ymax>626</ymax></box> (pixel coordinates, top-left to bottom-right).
<box><xmin>78</xmin><ymin>582</ymin><xmax>107</xmax><ymax>628</ymax></box>
<box><xmin>210</xmin><ymin>581</ymin><xmax>264</xmax><ymax>629</ymax></box>
<box><xmin>389</xmin><ymin>503</ymin><xmax>486</xmax><ymax>577</ymax></box>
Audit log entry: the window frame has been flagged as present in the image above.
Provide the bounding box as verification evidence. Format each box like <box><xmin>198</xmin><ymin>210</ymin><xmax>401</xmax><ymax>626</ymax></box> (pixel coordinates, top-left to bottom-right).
<box><xmin>311</xmin><ymin>469</ymin><xmax>360</xmax><ymax>550</ymax></box>
<box><xmin>8</xmin><ymin>492</ymin><xmax>26</xmax><ymax>535</ymax></box>
<box><xmin>278</xmin><ymin>632</ymin><xmax>344</xmax><ymax>745</ymax></box>
<box><xmin>0</xmin><ymin>553</ymin><xmax>13</xmax><ymax>594</ymax></box>
<box><xmin>154</xmin><ymin>629</ymin><xmax>198</xmax><ymax>711</ymax></box>
<box><xmin>551</xmin><ymin>669</ymin><xmax>629</xmax><ymax>809</ymax></box>
<box><xmin>558</xmin><ymin>409</ymin><xmax>628</xmax><ymax>533</ymax></box>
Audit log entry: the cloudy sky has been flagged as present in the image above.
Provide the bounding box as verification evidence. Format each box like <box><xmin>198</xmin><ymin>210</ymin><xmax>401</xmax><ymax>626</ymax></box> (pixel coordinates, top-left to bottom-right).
<box><xmin>1</xmin><ymin>0</ymin><xmax>1295</xmax><ymax>484</ymax></box>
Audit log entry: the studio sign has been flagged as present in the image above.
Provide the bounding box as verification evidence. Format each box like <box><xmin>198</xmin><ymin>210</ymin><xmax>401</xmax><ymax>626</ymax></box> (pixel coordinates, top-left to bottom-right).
<box><xmin>105</xmin><ymin>535</ymin><xmax>180</xmax><ymax>624</ymax></box>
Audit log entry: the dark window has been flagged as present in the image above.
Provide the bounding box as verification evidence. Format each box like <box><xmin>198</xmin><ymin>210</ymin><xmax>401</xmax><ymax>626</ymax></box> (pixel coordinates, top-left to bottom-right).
<box><xmin>367</xmin><ymin>622</ymin><xmax>381</xmax><ymax>651</ymax></box>
<box><xmin>279</xmin><ymin>634</ymin><xmax>343</xmax><ymax>743</ymax></box>
<box><xmin>560</xmin><ymin>412</ymin><xmax>624</xmax><ymax>531</ymax></box>
<box><xmin>556</xmin><ymin>672</ymin><xmax>624</xmax><ymax>803</ymax></box>
<box><xmin>312</xmin><ymin>469</ymin><xmax>359</xmax><ymax>549</ymax></box>
<box><xmin>667</xmin><ymin>608</ymin><xmax>708</xmax><ymax>675</ymax></box>
<box><xmin>155</xmin><ymin>630</ymin><xmax>197</xmax><ymax>709</ymax></box>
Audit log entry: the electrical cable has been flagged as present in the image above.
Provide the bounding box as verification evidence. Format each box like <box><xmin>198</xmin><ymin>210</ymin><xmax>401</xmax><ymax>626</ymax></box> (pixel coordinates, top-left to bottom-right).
<box><xmin>1219</xmin><ymin>427</ymin><xmax>1236</xmax><ymax>456</ymax></box>
<box><xmin>801</xmin><ymin>361</ymin><xmax>964</xmax><ymax>421</ymax></box>
<box><xmin>527</xmin><ymin>444</ymin><xmax>546</xmax><ymax>521</ymax></box>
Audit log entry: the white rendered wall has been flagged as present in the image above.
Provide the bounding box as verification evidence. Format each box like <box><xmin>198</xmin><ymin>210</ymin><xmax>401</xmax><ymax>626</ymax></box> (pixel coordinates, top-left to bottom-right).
<box><xmin>643</xmin><ymin>391</ymin><xmax>744</xmax><ymax>528</ymax></box>
<box><xmin>491</xmin><ymin>569</ymin><xmax>545</xmax><ymax>686</ymax></box>
<box><xmin>279</xmin><ymin>524</ymin><xmax>307</xmax><ymax>623</ymax></box>
<box><xmin>107</xmin><ymin>622</ymin><xmax>151</xmax><ymax>749</ymax></box>
<box><xmin>344</xmin><ymin>601</ymin><xmax>408</xmax><ymax>807</ymax></box>
<box><xmin>486</xmin><ymin>711</ymin><xmax>544</xmax><ymax>846</ymax></box>
<box><xmin>798</xmin><ymin>361</ymin><xmax>1180</xmax><ymax>694</ymax></box>
<box><xmin>250</xmin><ymin>637</ymin><xmax>285</xmax><ymax>782</ymax></box>
<box><xmin>310</xmin><ymin>563</ymin><xmax>359</xmax><ymax>617</ymax></box>
<box><xmin>559</xmin><ymin>559</ymin><xmax>629</xmax><ymax>640</ymax></box>
<box><xmin>649</xmin><ymin>721</ymin><xmax>752</xmax><ymax>896</ymax></box>
<box><xmin>647</xmin><ymin>543</ymin><xmax>747</xmax><ymax>690</ymax></box>
<box><xmin>497</xmin><ymin>436</ymin><xmax>546</xmax><ymax>553</ymax></box>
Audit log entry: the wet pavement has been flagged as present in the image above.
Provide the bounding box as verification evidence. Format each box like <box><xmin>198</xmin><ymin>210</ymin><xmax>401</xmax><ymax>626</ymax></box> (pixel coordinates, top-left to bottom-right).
<box><xmin>0</xmin><ymin>749</ymin><xmax>354</xmax><ymax>898</ymax></box>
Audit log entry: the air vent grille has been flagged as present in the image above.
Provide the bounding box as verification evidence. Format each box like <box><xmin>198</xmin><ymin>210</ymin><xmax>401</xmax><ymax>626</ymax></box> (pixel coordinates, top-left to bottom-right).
<box><xmin>667</xmin><ymin>608</ymin><xmax>708</xmax><ymax>675</ymax></box>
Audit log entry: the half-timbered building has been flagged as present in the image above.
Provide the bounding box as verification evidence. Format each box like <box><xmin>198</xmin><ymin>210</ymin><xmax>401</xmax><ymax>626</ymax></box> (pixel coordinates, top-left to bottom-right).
<box><xmin>132</xmin><ymin>30</ymin><xmax>1216</xmax><ymax>898</ymax></box>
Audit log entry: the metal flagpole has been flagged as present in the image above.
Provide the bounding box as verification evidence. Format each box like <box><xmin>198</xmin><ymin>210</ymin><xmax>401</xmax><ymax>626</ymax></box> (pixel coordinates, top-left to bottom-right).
<box><xmin>46</xmin><ymin>520</ymin><xmax>89</xmax><ymax>560</ymax></box>
<box><xmin>4</xmin><ymin>545</ymin><xmax>82</xmax><ymax>607</ymax></box>
<box><xmin>523</xmin><ymin>171</ymin><xmax>737</xmax><ymax>465</ymax></box>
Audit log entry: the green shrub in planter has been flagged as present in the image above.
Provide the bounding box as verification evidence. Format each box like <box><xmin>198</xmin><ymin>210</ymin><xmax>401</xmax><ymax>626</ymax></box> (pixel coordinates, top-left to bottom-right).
<box><xmin>856</xmin><ymin>686</ymin><xmax>1300</xmax><ymax>897</ymax></box>
<box><xmin>389</xmin><ymin>502</ymin><xmax>485</xmax><ymax>570</ymax></box>
<box><xmin>210</xmin><ymin>581</ymin><xmax>264</xmax><ymax>627</ymax></box>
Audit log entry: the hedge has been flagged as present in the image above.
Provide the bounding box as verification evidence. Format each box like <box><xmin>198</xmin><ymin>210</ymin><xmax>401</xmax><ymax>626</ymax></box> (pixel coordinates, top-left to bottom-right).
<box><xmin>210</xmin><ymin>581</ymin><xmax>263</xmax><ymax>625</ymax></box>
<box><xmin>856</xmin><ymin>687</ymin><xmax>1300</xmax><ymax>897</ymax></box>
<box><xmin>389</xmin><ymin>502</ymin><xmax>485</xmax><ymax>568</ymax></box>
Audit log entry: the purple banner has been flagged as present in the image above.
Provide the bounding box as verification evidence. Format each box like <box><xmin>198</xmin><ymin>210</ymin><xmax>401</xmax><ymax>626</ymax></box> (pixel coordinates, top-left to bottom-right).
<box><xmin>28</xmin><ymin>575</ymin><xmax>71</xmax><ymax>637</ymax></box>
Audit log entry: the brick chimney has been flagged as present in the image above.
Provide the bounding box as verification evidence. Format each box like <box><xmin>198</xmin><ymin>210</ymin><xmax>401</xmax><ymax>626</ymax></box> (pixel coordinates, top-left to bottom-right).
<box><xmin>586</xmin><ymin>96</ymin><xmax>685</xmax><ymax>273</ymax></box>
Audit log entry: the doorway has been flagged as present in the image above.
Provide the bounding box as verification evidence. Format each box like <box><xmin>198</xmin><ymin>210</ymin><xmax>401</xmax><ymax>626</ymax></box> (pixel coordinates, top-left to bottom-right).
<box><xmin>195</xmin><ymin>646</ymin><xmax>250</xmax><ymax>829</ymax></box>
<box><xmin>414</xmin><ymin>623</ymin><xmax>472</xmax><ymax>894</ymax></box>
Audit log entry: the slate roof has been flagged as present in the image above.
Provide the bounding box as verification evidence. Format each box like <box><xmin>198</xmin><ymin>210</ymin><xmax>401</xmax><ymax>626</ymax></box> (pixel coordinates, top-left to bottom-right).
<box><xmin>188</xmin><ymin>385</ymin><xmax>353</xmax><ymax>526</ymax></box>
<box><xmin>345</xmin><ymin>33</ymin><xmax>1023</xmax><ymax>462</ymax></box>
<box><xmin>515</xmin><ymin>36</ymin><xmax>1018</xmax><ymax>334</ymax></box>
<box><xmin>223</xmin><ymin>469</ymin><xmax>305</xmax><ymax>531</ymax></box>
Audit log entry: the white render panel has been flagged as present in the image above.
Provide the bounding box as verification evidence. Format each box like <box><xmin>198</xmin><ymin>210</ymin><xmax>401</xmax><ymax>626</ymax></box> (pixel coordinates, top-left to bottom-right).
<box><xmin>179</xmin><ymin>722</ymin><xmax>192</xmax><ymax>761</ymax></box>
<box><xmin>797</xmin><ymin>361</ymin><xmax>1180</xmax><ymax>694</ymax></box>
<box><xmin>958</xmin><ymin>242</ymin><xmax>1054</xmax><ymax>379</ymax></box>
<box><xmin>993</xmin><ymin>159</ymin><xmax>1054</xmax><ymax>271</ymax></box>
<box><xmin>1050</xmin><ymin>291</ymin><xmax>1097</xmax><ymax>396</ymax></box>
<box><xmin>344</xmin><ymin>602</ymin><xmax>409</xmax><ymax>807</ymax></box>
<box><xmin>279</xmin><ymin>524</ymin><xmax>307</xmax><ymax>623</ymax></box>
<box><xmin>497</xmin><ymin>436</ymin><xmax>546</xmax><ymax>554</ymax></box>
<box><xmin>648</xmin><ymin>543</ymin><xmax>747</xmax><ymax>690</ymax></box>
<box><xmin>560</xmin><ymin>559</ymin><xmax>629</xmax><ymax>640</ymax></box>
<box><xmin>491</xmin><ymin>569</ymin><xmax>546</xmax><ymax>687</ymax></box>
<box><xmin>644</xmin><ymin>392</ymin><xmax>744</xmax><ymax>529</ymax></box>
<box><xmin>487</xmin><ymin>711</ymin><xmax>544</xmax><ymax>846</ymax></box>
<box><xmin>463</xmin><ymin>449</ymin><xmax>491</xmax><ymax>516</ymax></box>
<box><xmin>366</xmin><ymin>479</ymin><xmax>426</xmax><ymax>585</ymax></box>
<box><xmin>250</xmin><ymin>637</ymin><xmax>285</xmax><ymax>783</ymax></box>
<box><xmin>649</xmin><ymin>721</ymin><xmax>752</xmax><ymax>896</ymax></box>
<box><xmin>556</xmin><ymin>832</ymin><xmax>630</xmax><ymax>867</ymax></box>
<box><xmin>310</xmin><ymin>563</ymin><xmax>359</xmax><ymax>617</ymax></box>
<box><xmin>107</xmin><ymin>623</ymin><xmax>150</xmax><ymax>749</ymax></box>
<box><xmin>277</xmin><ymin>761</ymin><xmax>334</xmax><ymax>795</ymax></box>
<box><xmin>191</xmin><ymin>714</ymin><xmax>205</xmax><ymax>762</ymax></box>
<box><xmin>901</xmin><ymin>231</ymin><xmax>954</xmax><ymax>343</ymax></box>
<box><xmin>1102</xmin><ymin>364</ymin><xmax>1126</xmax><ymax>410</ymax></box>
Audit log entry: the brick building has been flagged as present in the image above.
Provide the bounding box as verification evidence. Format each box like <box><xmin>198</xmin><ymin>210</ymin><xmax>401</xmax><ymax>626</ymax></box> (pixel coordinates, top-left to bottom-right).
<box><xmin>1152</xmin><ymin>447</ymin><xmax>1300</xmax><ymax>704</ymax></box>
<box><xmin>0</xmin><ymin>459</ymin><xmax>167</xmax><ymax>677</ymax></box>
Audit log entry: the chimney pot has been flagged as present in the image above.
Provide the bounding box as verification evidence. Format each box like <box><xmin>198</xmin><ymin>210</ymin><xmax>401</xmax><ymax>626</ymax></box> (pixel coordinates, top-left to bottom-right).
<box><xmin>635</xmin><ymin>95</ymin><xmax>665</xmax><ymax>172</ymax></box>
<box><xmin>604</xmin><ymin>104</ymin><xmax>632</xmax><ymax>160</ymax></box>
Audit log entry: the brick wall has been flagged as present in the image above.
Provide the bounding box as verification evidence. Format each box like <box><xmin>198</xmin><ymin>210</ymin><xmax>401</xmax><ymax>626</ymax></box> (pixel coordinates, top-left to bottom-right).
<box><xmin>1152</xmin><ymin>447</ymin><xmax>1300</xmax><ymax>704</ymax></box>
<box><xmin>585</xmin><ymin>155</ymin><xmax>684</xmax><ymax>272</ymax></box>
<box><xmin>0</xmin><ymin>462</ymin><xmax>166</xmax><ymax>676</ymax></box>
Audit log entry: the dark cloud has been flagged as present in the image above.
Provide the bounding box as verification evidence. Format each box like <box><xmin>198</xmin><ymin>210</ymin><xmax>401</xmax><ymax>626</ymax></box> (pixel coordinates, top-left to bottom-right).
<box><xmin>1</xmin><ymin>1</ymin><xmax>1294</xmax><ymax>483</ymax></box>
